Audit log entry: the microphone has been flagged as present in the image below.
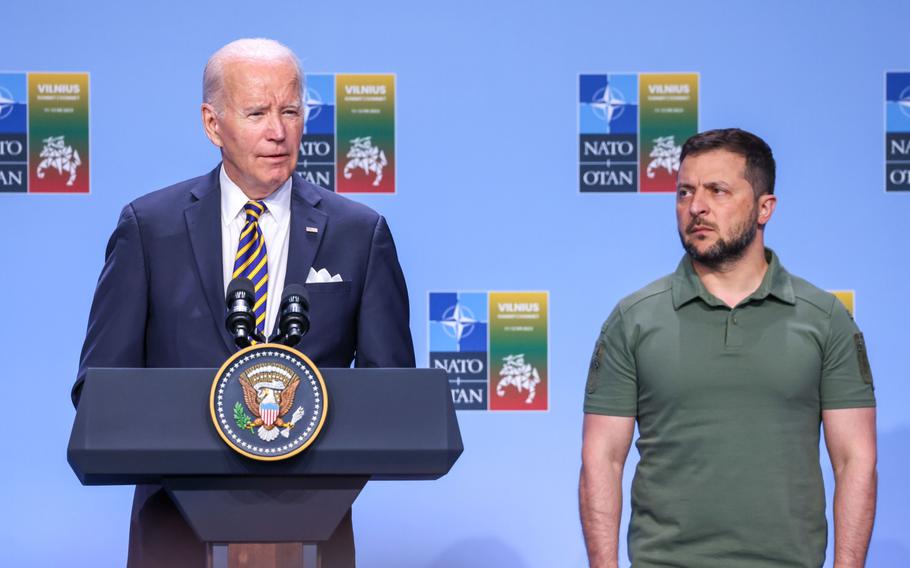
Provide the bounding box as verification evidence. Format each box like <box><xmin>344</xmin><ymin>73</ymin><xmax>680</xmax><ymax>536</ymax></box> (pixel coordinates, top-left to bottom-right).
<box><xmin>225</xmin><ymin>277</ymin><xmax>259</xmax><ymax>348</ymax></box>
<box><xmin>274</xmin><ymin>284</ymin><xmax>310</xmax><ymax>347</ymax></box>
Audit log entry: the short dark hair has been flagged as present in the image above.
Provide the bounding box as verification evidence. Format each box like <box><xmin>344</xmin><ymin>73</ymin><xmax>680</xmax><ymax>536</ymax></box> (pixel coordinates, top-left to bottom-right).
<box><xmin>679</xmin><ymin>128</ymin><xmax>776</xmax><ymax>196</ymax></box>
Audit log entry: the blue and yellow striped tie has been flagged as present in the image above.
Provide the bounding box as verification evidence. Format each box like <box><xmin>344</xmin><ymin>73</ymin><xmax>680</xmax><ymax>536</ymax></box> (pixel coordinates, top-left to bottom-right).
<box><xmin>233</xmin><ymin>200</ymin><xmax>269</xmax><ymax>334</ymax></box>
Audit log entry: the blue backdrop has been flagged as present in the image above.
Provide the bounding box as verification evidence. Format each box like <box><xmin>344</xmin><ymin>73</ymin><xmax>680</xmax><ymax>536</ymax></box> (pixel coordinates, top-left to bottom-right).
<box><xmin>2</xmin><ymin>1</ymin><xmax>908</xmax><ymax>566</ymax></box>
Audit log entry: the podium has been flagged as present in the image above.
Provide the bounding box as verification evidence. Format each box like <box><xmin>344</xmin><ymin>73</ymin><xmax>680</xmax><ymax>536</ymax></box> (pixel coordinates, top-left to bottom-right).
<box><xmin>68</xmin><ymin>367</ymin><xmax>463</xmax><ymax>567</ymax></box>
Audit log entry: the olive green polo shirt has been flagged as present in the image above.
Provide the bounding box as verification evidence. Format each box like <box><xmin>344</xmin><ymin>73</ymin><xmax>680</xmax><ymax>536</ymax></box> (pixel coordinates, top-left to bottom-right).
<box><xmin>585</xmin><ymin>250</ymin><xmax>875</xmax><ymax>568</ymax></box>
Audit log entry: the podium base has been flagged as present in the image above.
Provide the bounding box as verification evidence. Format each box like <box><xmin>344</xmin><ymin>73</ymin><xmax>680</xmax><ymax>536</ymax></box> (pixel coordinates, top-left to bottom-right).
<box><xmin>207</xmin><ymin>543</ymin><xmax>315</xmax><ymax>568</ymax></box>
<box><xmin>165</xmin><ymin>476</ymin><xmax>367</xmax><ymax>543</ymax></box>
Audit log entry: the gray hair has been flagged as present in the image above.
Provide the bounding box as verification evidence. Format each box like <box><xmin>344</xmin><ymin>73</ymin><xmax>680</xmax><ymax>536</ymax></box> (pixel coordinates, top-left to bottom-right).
<box><xmin>202</xmin><ymin>38</ymin><xmax>304</xmax><ymax>113</ymax></box>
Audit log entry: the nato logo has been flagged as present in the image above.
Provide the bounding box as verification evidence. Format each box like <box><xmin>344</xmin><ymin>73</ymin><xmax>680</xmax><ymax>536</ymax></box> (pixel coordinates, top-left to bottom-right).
<box><xmin>298</xmin><ymin>74</ymin><xmax>336</xmax><ymax>191</ymax></box>
<box><xmin>579</xmin><ymin>74</ymin><xmax>638</xmax><ymax>192</ymax></box>
<box><xmin>579</xmin><ymin>74</ymin><xmax>638</xmax><ymax>135</ymax></box>
<box><xmin>429</xmin><ymin>292</ymin><xmax>488</xmax><ymax>410</ymax></box>
<box><xmin>886</xmin><ymin>72</ymin><xmax>910</xmax><ymax>191</ymax></box>
<box><xmin>0</xmin><ymin>86</ymin><xmax>17</xmax><ymax>121</ymax></box>
<box><xmin>303</xmin><ymin>74</ymin><xmax>335</xmax><ymax>135</ymax></box>
<box><xmin>0</xmin><ymin>73</ymin><xmax>27</xmax><ymax>192</ymax></box>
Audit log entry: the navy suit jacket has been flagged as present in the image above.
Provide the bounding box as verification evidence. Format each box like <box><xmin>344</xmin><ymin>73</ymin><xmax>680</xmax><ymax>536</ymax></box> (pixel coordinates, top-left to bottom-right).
<box><xmin>74</xmin><ymin>166</ymin><xmax>415</xmax><ymax>405</ymax></box>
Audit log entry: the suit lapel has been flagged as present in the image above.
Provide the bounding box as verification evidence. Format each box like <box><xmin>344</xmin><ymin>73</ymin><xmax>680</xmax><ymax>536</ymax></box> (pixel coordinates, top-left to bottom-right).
<box><xmin>284</xmin><ymin>175</ymin><xmax>327</xmax><ymax>295</ymax></box>
<box><xmin>185</xmin><ymin>167</ymin><xmax>235</xmax><ymax>353</ymax></box>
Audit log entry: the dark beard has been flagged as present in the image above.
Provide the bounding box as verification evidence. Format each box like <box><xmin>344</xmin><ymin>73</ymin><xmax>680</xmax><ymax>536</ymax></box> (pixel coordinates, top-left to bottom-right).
<box><xmin>679</xmin><ymin>210</ymin><xmax>758</xmax><ymax>269</ymax></box>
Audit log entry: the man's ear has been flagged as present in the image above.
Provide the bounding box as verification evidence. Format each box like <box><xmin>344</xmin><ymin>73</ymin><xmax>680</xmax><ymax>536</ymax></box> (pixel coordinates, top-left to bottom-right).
<box><xmin>757</xmin><ymin>193</ymin><xmax>777</xmax><ymax>225</ymax></box>
<box><xmin>201</xmin><ymin>103</ymin><xmax>223</xmax><ymax>148</ymax></box>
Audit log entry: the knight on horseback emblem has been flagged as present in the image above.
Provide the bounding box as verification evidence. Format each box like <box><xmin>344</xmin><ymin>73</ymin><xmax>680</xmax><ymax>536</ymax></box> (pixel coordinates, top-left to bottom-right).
<box><xmin>36</xmin><ymin>135</ymin><xmax>81</xmax><ymax>186</ymax></box>
<box><xmin>646</xmin><ymin>135</ymin><xmax>681</xmax><ymax>179</ymax></box>
<box><xmin>343</xmin><ymin>136</ymin><xmax>387</xmax><ymax>187</ymax></box>
<box><xmin>496</xmin><ymin>353</ymin><xmax>541</xmax><ymax>405</ymax></box>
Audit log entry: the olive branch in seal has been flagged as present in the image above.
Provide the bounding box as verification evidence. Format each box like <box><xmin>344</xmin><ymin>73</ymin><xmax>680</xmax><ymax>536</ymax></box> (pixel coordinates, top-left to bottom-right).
<box><xmin>233</xmin><ymin>402</ymin><xmax>254</xmax><ymax>431</ymax></box>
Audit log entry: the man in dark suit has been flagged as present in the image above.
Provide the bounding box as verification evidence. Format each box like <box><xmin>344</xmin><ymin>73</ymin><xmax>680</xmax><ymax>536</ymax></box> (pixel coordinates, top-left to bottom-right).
<box><xmin>73</xmin><ymin>38</ymin><xmax>414</xmax><ymax>568</ymax></box>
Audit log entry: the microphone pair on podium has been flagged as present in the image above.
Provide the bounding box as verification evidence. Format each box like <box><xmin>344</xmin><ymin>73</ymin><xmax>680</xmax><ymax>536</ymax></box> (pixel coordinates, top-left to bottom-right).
<box><xmin>225</xmin><ymin>278</ymin><xmax>310</xmax><ymax>348</ymax></box>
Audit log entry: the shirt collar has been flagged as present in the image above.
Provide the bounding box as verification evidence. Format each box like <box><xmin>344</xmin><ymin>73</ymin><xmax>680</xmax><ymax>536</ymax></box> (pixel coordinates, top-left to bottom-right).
<box><xmin>671</xmin><ymin>248</ymin><xmax>796</xmax><ymax>310</ymax></box>
<box><xmin>219</xmin><ymin>165</ymin><xmax>292</xmax><ymax>226</ymax></box>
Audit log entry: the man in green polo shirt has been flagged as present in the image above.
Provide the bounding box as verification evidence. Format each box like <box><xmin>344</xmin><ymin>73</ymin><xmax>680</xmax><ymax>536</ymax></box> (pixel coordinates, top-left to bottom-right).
<box><xmin>580</xmin><ymin>128</ymin><xmax>877</xmax><ymax>568</ymax></box>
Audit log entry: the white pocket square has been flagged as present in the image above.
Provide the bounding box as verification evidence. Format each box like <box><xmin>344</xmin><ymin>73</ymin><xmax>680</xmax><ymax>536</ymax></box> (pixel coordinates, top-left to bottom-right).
<box><xmin>307</xmin><ymin>267</ymin><xmax>343</xmax><ymax>283</ymax></box>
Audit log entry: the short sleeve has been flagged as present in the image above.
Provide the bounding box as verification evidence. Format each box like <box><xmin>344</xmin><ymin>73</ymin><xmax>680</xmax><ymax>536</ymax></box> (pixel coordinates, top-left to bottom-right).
<box><xmin>820</xmin><ymin>300</ymin><xmax>876</xmax><ymax>410</ymax></box>
<box><xmin>584</xmin><ymin>305</ymin><xmax>638</xmax><ymax>416</ymax></box>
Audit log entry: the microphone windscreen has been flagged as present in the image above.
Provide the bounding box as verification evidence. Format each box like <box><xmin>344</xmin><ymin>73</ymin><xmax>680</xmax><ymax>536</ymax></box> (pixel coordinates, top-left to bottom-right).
<box><xmin>226</xmin><ymin>277</ymin><xmax>255</xmax><ymax>303</ymax></box>
<box><xmin>281</xmin><ymin>283</ymin><xmax>310</xmax><ymax>310</ymax></box>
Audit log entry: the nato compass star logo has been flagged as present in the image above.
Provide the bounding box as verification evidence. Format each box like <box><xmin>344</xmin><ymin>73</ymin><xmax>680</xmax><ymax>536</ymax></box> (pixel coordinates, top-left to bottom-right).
<box><xmin>440</xmin><ymin>303</ymin><xmax>477</xmax><ymax>342</ymax></box>
<box><xmin>0</xmin><ymin>87</ymin><xmax>15</xmax><ymax>121</ymax></box>
<box><xmin>899</xmin><ymin>86</ymin><xmax>910</xmax><ymax>119</ymax></box>
<box><xmin>590</xmin><ymin>84</ymin><xmax>626</xmax><ymax>123</ymax></box>
<box><xmin>303</xmin><ymin>87</ymin><xmax>323</xmax><ymax>124</ymax></box>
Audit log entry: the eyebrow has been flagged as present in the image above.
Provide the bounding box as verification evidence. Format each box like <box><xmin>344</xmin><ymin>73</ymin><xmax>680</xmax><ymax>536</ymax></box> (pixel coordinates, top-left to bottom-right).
<box><xmin>242</xmin><ymin>102</ymin><xmax>301</xmax><ymax>112</ymax></box>
<box><xmin>676</xmin><ymin>180</ymin><xmax>732</xmax><ymax>192</ymax></box>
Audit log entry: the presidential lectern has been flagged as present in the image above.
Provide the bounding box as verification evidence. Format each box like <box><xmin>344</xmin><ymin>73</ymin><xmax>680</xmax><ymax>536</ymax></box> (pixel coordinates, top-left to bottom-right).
<box><xmin>68</xmin><ymin>367</ymin><xmax>463</xmax><ymax>568</ymax></box>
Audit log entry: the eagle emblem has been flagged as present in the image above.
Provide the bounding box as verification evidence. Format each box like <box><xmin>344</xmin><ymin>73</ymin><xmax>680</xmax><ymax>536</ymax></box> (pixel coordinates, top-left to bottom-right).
<box><xmin>237</xmin><ymin>364</ymin><xmax>305</xmax><ymax>441</ymax></box>
<box><xmin>210</xmin><ymin>344</ymin><xmax>328</xmax><ymax>461</ymax></box>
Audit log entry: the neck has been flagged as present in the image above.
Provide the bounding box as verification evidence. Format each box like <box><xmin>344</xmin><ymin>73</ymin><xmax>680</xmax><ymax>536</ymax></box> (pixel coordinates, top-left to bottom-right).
<box><xmin>691</xmin><ymin>241</ymin><xmax>769</xmax><ymax>308</ymax></box>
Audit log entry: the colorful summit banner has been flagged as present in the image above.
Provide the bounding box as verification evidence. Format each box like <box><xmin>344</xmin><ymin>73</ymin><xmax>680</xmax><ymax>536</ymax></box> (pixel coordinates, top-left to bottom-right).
<box><xmin>0</xmin><ymin>72</ymin><xmax>89</xmax><ymax>194</ymax></box>
<box><xmin>429</xmin><ymin>291</ymin><xmax>549</xmax><ymax>412</ymax></box>
<box><xmin>579</xmin><ymin>72</ymin><xmax>698</xmax><ymax>193</ymax></box>
<box><xmin>488</xmin><ymin>292</ymin><xmax>548</xmax><ymax>411</ymax></box>
<box><xmin>639</xmin><ymin>73</ymin><xmax>698</xmax><ymax>193</ymax></box>
<box><xmin>885</xmin><ymin>72</ymin><xmax>910</xmax><ymax>192</ymax></box>
<box><xmin>336</xmin><ymin>74</ymin><xmax>395</xmax><ymax>194</ymax></box>
<box><xmin>298</xmin><ymin>73</ymin><xmax>395</xmax><ymax>194</ymax></box>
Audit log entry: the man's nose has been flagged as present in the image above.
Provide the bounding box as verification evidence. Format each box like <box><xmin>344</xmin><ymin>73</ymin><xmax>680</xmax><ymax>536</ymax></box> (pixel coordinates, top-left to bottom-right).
<box><xmin>265</xmin><ymin>112</ymin><xmax>286</xmax><ymax>142</ymax></box>
<box><xmin>689</xmin><ymin>188</ymin><xmax>709</xmax><ymax>217</ymax></box>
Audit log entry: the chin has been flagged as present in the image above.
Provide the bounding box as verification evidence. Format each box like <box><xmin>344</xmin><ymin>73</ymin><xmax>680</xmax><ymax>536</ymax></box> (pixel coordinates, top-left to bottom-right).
<box><xmin>261</xmin><ymin>168</ymin><xmax>292</xmax><ymax>185</ymax></box>
<box><xmin>688</xmin><ymin>240</ymin><xmax>721</xmax><ymax>257</ymax></box>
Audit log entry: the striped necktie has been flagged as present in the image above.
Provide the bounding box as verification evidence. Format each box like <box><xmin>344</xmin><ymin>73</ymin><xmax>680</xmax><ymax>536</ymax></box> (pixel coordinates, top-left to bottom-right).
<box><xmin>233</xmin><ymin>200</ymin><xmax>269</xmax><ymax>335</ymax></box>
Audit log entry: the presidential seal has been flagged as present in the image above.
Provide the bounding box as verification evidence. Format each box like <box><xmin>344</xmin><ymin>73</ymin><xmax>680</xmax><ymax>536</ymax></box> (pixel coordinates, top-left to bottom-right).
<box><xmin>210</xmin><ymin>344</ymin><xmax>328</xmax><ymax>461</ymax></box>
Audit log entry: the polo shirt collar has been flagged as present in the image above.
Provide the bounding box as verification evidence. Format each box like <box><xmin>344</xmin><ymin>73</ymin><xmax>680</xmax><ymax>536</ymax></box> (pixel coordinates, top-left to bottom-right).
<box><xmin>671</xmin><ymin>248</ymin><xmax>796</xmax><ymax>310</ymax></box>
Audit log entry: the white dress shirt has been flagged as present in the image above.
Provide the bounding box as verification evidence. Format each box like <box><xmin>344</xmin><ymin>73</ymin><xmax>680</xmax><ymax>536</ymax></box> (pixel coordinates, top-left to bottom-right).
<box><xmin>220</xmin><ymin>166</ymin><xmax>292</xmax><ymax>336</ymax></box>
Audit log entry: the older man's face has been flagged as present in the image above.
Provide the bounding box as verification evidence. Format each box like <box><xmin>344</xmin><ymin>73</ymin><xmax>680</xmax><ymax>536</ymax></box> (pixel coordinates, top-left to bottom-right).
<box><xmin>204</xmin><ymin>58</ymin><xmax>303</xmax><ymax>198</ymax></box>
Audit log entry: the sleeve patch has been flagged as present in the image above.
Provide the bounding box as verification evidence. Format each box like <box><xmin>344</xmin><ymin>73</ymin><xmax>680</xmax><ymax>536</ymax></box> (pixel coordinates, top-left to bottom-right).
<box><xmin>854</xmin><ymin>333</ymin><xmax>874</xmax><ymax>385</ymax></box>
<box><xmin>586</xmin><ymin>340</ymin><xmax>604</xmax><ymax>394</ymax></box>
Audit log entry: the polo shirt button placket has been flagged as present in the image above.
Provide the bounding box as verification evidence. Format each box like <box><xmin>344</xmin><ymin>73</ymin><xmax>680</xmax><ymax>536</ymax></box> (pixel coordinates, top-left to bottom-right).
<box><xmin>725</xmin><ymin>310</ymin><xmax>743</xmax><ymax>348</ymax></box>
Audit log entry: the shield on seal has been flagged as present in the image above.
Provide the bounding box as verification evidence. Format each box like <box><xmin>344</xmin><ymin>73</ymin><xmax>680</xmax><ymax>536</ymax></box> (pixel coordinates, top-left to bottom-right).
<box><xmin>261</xmin><ymin>402</ymin><xmax>279</xmax><ymax>426</ymax></box>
